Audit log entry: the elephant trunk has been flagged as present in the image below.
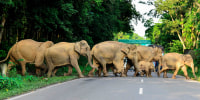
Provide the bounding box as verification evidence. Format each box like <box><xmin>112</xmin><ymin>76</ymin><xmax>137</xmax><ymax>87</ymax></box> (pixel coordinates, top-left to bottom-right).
<box><xmin>87</xmin><ymin>51</ymin><xmax>97</xmax><ymax>69</ymax></box>
<box><xmin>191</xmin><ymin>63</ymin><xmax>197</xmax><ymax>79</ymax></box>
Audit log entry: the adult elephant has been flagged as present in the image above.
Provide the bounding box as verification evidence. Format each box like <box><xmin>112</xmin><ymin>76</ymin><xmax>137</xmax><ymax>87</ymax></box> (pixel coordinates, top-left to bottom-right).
<box><xmin>0</xmin><ymin>39</ymin><xmax>54</xmax><ymax>76</ymax></box>
<box><xmin>159</xmin><ymin>53</ymin><xmax>196</xmax><ymax>79</ymax></box>
<box><xmin>88</xmin><ymin>41</ymin><xmax>138</xmax><ymax>77</ymax></box>
<box><xmin>124</xmin><ymin>45</ymin><xmax>163</xmax><ymax>77</ymax></box>
<box><xmin>45</xmin><ymin>40</ymin><xmax>96</xmax><ymax>78</ymax></box>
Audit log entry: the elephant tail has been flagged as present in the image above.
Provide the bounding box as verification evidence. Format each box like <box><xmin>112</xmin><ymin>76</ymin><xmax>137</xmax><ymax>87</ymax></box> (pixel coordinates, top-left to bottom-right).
<box><xmin>0</xmin><ymin>46</ymin><xmax>13</xmax><ymax>63</ymax></box>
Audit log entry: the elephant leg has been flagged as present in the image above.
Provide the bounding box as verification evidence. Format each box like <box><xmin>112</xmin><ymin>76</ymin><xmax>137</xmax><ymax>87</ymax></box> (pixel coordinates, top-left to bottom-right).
<box><xmin>146</xmin><ymin>71</ymin><xmax>149</xmax><ymax>77</ymax></box>
<box><xmin>70</xmin><ymin>55</ymin><xmax>84</xmax><ymax>78</ymax></box>
<box><xmin>134</xmin><ymin>69</ymin><xmax>138</xmax><ymax>77</ymax></box>
<box><xmin>46</xmin><ymin>58</ymin><xmax>55</xmax><ymax>78</ymax></box>
<box><xmin>101</xmin><ymin>61</ymin><xmax>108</xmax><ymax>77</ymax></box>
<box><xmin>113</xmin><ymin>60</ymin><xmax>125</xmax><ymax>77</ymax></box>
<box><xmin>64</xmin><ymin>66</ymin><xmax>73</xmax><ymax>76</ymax></box>
<box><xmin>172</xmin><ymin>66</ymin><xmax>181</xmax><ymax>79</ymax></box>
<box><xmin>110</xmin><ymin>66</ymin><xmax>118</xmax><ymax>76</ymax></box>
<box><xmin>181</xmin><ymin>65</ymin><xmax>190</xmax><ymax>79</ymax></box>
<box><xmin>163</xmin><ymin>70</ymin><xmax>168</xmax><ymax>78</ymax></box>
<box><xmin>149</xmin><ymin>70</ymin><xmax>152</xmax><ymax>77</ymax></box>
<box><xmin>19</xmin><ymin>61</ymin><xmax>26</xmax><ymax>76</ymax></box>
<box><xmin>140</xmin><ymin>71</ymin><xmax>144</xmax><ymax>77</ymax></box>
<box><xmin>52</xmin><ymin>68</ymin><xmax>58</xmax><ymax>76</ymax></box>
<box><xmin>88</xmin><ymin>61</ymin><xmax>99</xmax><ymax>77</ymax></box>
<box><xmin>36</xmin><ymin>68</ymin><xmax>41</xmax><ymax>76</ymax></box>
<box><xmin>96</xmin><ymin>67</ymin><xmax>102</xmax><ymax>77</ymax></box>
<box><xmin>124</xmin><ymin>63</ymin><xmax>131</xmax><ymax>76</ymax></box>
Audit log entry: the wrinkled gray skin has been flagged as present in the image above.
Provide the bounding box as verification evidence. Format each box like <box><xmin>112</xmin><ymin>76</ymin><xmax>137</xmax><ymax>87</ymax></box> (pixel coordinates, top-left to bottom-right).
<box><xmin>159</xmin><ymin>53</ymin><xmax>196</xmax><ymax>79</ymax></box>
<box><xmin>88</xmin><ymin>41</ymin><xmax>138</xmax><ymax>77</ymax></box>
<box><xmin>45</xmin><ymin>40</ymin><xmax>96</xmax><ymax>78</ymax></box>
<box><xmin>124</xmin><ymin>46</ymin><xmax>163</xmax><ymax>77</ymax></box>
<box><xmin>135</xmin><ymin>61</ymin><xmax>154</xmax><ymax>77</ymax></box>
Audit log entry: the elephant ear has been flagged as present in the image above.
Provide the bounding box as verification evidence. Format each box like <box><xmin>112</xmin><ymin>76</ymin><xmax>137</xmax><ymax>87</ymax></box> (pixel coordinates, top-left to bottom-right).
<box><xmin>121</xmin><ymin>47</ymin><xmax>130</xmax><ymax>55</ymax></box>
<box><xmin>75</xmin><ymin>42</ymin><xmax>81</xmax><ymax>53</ymax></box>
<box><xmin>183</xmin><ymin>54</ymin><xmax>193</xmax><ymax>62</ymax></box>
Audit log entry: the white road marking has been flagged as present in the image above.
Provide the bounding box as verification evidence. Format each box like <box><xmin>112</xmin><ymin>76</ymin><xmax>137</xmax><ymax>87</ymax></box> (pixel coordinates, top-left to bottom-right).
<box><xmin>141</xmin><ymin>79</ymin><xmax>144</xmax><ymax>83</ymax></box>
<box><xmin>139</xmin><ymin>88</ymin><xmax>143</xmax><ymax>95</ymax></box>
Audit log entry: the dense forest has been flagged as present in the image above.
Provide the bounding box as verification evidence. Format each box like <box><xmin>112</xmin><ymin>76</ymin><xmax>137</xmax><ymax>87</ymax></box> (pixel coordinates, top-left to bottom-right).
<box><xmin>0</xmin><ymin>0</ymin><xmax>141</xmax><ymax>59</ymax></box>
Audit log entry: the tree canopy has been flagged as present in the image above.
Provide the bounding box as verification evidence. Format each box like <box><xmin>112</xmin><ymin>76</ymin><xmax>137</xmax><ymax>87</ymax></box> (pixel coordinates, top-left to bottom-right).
<box><xmin>144</xmin><ymin>0</ymin><xmax>200</xmax><ymax>52</ymax></box>
<box><xmin>0</xmin><ymin>0</ymin><xmax>141</xmax><ymax>51</ymax></box>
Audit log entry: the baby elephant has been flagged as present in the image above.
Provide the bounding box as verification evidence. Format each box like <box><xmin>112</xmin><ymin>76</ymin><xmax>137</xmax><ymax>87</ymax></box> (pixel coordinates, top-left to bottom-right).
<box><xmin>135</xmin><ymin>61</ymin><xmax>154</xmax><ymax>77</ymax></box>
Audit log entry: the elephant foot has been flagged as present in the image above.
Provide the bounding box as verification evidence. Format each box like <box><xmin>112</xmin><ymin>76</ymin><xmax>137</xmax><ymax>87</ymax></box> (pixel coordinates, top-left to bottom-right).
<box><xmin>103</xmin><ymin>73</ymin><xmax>108</xmax><ymax>77</ymax></box>
<box><xmin>157</xmin><ymin>73</ymin><xmax>160</xmax><ymax>77</ymax></box>
<box><xmin>79</xmin><ymin>75</ymin><xmax>84</xmax><ymax>78</ymax></box>
<box><xmin>172</xmin><ymin>76</ymin><xmax>176</xmax><ymax>79</ymax></box>
<box><xmin>186</xmin><ymin>76</ymin><xmax>190</xmax><ymax>80</ymax></box>
<box><xmin>88</xmin><ymin>73</ymin><xmax>94</xmax><ymax>77</ymax></box>
<box><xmin>64</xmin><ymin>73</ymin><xmax>72</xmax><ymax>76</ymax></box>
<box><xmin>121</xmin><ymin>74</ymin><xmax>126</xmax><ymax>77</ymax></box>
<box><xmin>163</xmin><ymin>75</ymin><xmax>168</xmax><ymax>78</ymax></box>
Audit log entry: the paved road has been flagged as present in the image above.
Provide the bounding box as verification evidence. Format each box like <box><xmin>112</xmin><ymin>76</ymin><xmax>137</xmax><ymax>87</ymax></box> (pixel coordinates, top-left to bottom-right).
<box><xmin>8</xmin><ymin>72</ymin><xmax>200</xmax><ymax>100</ymax></box>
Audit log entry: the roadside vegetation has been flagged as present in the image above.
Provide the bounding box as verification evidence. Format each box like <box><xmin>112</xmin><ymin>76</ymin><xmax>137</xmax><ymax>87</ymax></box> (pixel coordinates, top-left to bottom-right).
<box><xmin>1</xmin><ymin>0</ymin><xmax>200</xmax><ymax>99</ymax></box>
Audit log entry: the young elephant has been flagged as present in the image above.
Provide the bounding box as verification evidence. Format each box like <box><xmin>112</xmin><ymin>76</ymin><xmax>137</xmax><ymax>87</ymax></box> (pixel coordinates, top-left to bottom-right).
<box><xmin>159</xmin><ymin>53</ymin><xmax>197</xmax><ymax>79</ymax></box>
<box><xmin>0</xmin><ymin>39</ymin><xmax>54</xmax><ymax>76</ymax></box>
<box><xmin>135</xmin><ymin>61</ymin><xmax>154</xmax><ymax>77</ymax></box>
<box><xmin>45</xmin><ymin>40</ymin><xmax>96</xmax><ymax>78</ymax></box>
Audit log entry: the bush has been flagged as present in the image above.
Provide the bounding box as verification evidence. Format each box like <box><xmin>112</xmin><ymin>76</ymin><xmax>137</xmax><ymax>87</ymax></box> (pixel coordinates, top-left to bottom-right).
<box><xmin>169</xmin><ymin>40</ymin><xmax>183</xmax><ymax>53</ymax></box>
<box><xmin>0</xmin><ymin>76</ymin><xmax>23</xmax><ymax>90</ymax></box>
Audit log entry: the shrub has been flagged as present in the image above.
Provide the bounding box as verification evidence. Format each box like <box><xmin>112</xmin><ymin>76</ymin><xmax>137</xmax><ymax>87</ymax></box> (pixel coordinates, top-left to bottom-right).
<box><xmin>169</xmin><ymin>40</ymin><xmax>183</xmax><ymax>53</ymax></box>
<box><xmin>0</xmin><ymin>76</ymin><xmax>23</xmax><ymax>90</ymax></box>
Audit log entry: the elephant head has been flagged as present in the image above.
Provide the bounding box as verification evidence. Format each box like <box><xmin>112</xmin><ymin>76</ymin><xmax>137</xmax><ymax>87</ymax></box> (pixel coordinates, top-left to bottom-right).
<box><xmin>75</xmin><ymin>40</ymin><xmax>96</xmax><ymax>69</ymax></box>
<box><xmin>152</xmin><ymin>47</ymin><xmax>163</xmax><ymax>61</ymax></box>
<box><xmin>183</xmin><ymin>54</ymin><xmax>197</xmax><ymax>79</ymax></box>
<box><xmin>121</xmin><ymin>44</ymin><xmax>138</xmax><ymax>69</ymax></box>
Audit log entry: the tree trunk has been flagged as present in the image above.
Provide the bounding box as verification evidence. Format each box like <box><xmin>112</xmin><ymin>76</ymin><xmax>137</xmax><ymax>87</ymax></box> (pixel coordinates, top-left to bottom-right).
<box><xmin>180</xmin><ymin>14</ymin><xmax>186</xmax><ymax>51</ymax></box>
<box><xmin>0</xmin><ymin>14</ymin><xmax>6</xmax><ymax>44</ymax></box>
<box><xmin>177</xmin><ymin>32</ymin><xmax>186</xmax><ymax>50</ymax></box>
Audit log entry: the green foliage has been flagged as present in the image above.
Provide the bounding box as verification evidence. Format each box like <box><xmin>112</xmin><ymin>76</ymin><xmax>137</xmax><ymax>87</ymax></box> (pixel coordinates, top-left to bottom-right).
<box><xmin>169</xmin><ymin>40</ymin><xmax>183</xmax><ymax>53</ymax></box>
<box><xmin>145</xmin><ymin>0</ymin><xmax>200</xmax><ymax>51</ymax></box>
<box><xmin>113</xmin><ymin>31</ymin><xmax>145</xmax><ymax>40</ymax></box>
<box><xmin>0</xmin><ymin>76</ymin><xmax>22</xmax><ymax>90</ymax></box>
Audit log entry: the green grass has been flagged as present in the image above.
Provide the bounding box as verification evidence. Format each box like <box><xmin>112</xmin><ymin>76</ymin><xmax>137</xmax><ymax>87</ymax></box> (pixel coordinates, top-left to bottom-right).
<box><xmin>0</xmin><ymin>75</ymin><xmax>78</xmax><ymax>100</ymax></box>
<box><xmin>0</xmin><ymin>62</ymin><xmax>93</xmax><ymax>100</ymax></box>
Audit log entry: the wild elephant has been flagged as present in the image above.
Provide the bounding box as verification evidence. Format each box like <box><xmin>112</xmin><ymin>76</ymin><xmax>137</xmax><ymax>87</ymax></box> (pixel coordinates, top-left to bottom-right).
<box><xmin>135</xmin><ymin>61</ymin><xmax>154</xmax><ymax>77</ymax></box>
<box><xmin>159</xmin><ymin>53</ymin><xmax>196</xmax><ymax>79</ymax></box>
<box><xmin>124</xmin><ymin>45</ymin><xmax>163</xmax><ymax>77</ymax></box>
<box><xmin>45</xmin><ymin>40</ymin><xmax>96</xmax><ymax>78</ymax></box>
<box><xmin>88</xmin><ymin>41</ymin><xmax>138</xmax><ymax>77</ymax></box>
<box><xmin>0</xmin><ymin>39</ymin><xmax>54</xmax><ymax>76</ymax></box>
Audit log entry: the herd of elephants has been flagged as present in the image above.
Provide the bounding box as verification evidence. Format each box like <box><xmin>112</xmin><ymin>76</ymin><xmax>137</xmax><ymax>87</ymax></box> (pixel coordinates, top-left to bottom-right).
<box><xmin>0</xmin><ymin>39</ymin><xmax>197</xmax><ymax>79</ymax></box>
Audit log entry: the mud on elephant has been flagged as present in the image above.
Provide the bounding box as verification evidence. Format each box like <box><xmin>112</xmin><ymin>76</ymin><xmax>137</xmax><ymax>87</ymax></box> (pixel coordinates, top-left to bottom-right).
<box><xmin>0</xmin><ymin>39</ymin><xmax>54</xmax><ymax>76</ymax></box>
<box><xmin>159</xmin><ymin>53</ymin><xmax>196</xmax><ymax>79</ymax></box>
<box><xmin>45</xmin><ymin>40</ymin><xmax>96</xmax><ymax>78</ymax></box>
<box><xmin>88</xmin><ymin>41</ymin><xmax>138</xmax><ymax>77</ymax></box>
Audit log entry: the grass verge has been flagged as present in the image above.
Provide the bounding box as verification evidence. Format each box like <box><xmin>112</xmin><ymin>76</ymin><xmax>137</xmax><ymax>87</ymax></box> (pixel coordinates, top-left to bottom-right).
<box><xmin>0</xmin><ymin>75</ymin><xmax>78</xmax><ymax>100</ymax></box>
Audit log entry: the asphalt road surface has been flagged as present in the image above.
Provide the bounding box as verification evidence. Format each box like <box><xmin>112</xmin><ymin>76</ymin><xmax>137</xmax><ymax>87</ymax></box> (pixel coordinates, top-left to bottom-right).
<box><xmin>8</xmin><ymin>71</ymin><xmax>200</xmax><ymax>100</ymax></box>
